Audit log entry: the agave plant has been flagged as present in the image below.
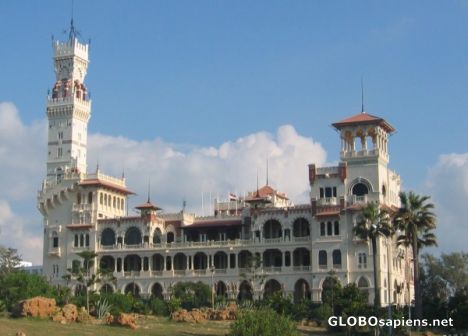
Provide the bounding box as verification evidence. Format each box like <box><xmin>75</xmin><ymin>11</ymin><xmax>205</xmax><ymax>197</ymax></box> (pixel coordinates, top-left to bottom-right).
<box><xmin>95</xmin><ymin>298</ymin><xmax>112</xmax><ymax>320</ymax></box>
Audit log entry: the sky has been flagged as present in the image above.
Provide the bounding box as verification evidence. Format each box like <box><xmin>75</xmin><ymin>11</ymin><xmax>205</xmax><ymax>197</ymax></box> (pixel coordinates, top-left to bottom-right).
<box><xmin>0</xmin><ymin>1</ymin><xmax>467</xmax><ymax>264</ymax></box>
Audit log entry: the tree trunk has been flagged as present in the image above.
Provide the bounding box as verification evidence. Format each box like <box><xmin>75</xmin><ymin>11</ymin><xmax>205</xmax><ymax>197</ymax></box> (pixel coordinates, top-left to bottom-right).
<box><xmin>412</xmin><ymin>237</ymin><xmax>421</xmax><ymax>319</ymax></box>
<box><xmin>372</xmin><ymin>237</ymin><xmax>380</xmax><ymax>308</ymax></box>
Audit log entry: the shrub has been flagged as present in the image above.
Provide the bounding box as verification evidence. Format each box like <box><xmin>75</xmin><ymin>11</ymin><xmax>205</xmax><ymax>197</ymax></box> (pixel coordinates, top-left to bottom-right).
<box><xmin>167</xmin><ymin>297</ymin><xmax>182</xmax><ymax>313</ymax></box>
<box><xmin>150</xmin><ymin>298</ymin><xmax>169</xmax><ymax>316</ymax></box>
<box><xmin>101</xmin><ymin>293</ymin><xmax>133</xmax><ymax>315</ymax></box>
<box><xmin>262</xmin><ymin>292</ymin><xmax>294</xmax><ymax>316</ymax></box>
<box><xmin>0</xmin><ymin>272</ymin><xmax>56</xmax><ymax>311</ymax></box>
<box><xmin>229</xmin><ymin>308</ymin><xmax>300</xmax><ymax>336</ymax></box>
<box><xmin>171</xmin><ymin>282</ymin><xmax>211</xmax><ymax>309</ymax></box>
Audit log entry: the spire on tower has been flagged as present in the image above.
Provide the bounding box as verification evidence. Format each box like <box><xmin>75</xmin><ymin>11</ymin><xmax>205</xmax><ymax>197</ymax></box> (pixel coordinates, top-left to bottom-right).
<box><xmin>68</xmin><ymin>0</ymin><xmax>79</xmax><ymax>41</ymax></box>
<box><xmin>266</xmin><ymin>157</ymin><xmax>269</xmax><ymax>186</ymax></box>
<box><xmin>361</xmin><ymin>76</ymin><xmax>365</xmax><ymax>113</ymax></box>
<box><xmin>147</xmin><ymin>178</ymin><xmax>151</xmax><ymax>203</ymax></box>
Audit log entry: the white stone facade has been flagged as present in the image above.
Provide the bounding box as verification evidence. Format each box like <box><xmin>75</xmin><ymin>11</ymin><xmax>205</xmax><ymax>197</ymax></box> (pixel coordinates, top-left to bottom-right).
<box><xmin>38</xmin><ymin>32</ymin><xmax>413</xmax><ymax>307</ymax></box>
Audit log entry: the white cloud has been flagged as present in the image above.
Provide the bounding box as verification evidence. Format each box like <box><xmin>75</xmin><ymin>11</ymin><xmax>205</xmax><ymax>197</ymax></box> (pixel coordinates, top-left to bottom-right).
<box><xmin>88</xmin><ymin>124</ymin><xmax>327</xmax><ymax>214</ymax></box>
<box><xmin>0</xmin><ymin>102</ymin><xmax>327</xmax><ymax>264</ymax></box>
<box><xmin>426</xmin><ymin>153</ymin><xmax>468</xmax><ymax>253</ymax></box>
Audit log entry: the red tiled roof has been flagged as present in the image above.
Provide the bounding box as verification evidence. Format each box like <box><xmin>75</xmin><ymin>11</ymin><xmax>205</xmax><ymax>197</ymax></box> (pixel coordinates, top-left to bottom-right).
<box><xmin>80</xmin><ymin>179</ymin><xmax>135</xmax><ymax>195</ymax></box>
<box><xmin>315</xmin><ymin>210</ymin><xmax>341</xmax><ymax>217</ymax></box>
<box><xmin>67</xmin><ymin>224</ymin><xmax>92</xmax><ymax>229</ymax></box>
<box><xmin>332</xmin><ymin>112</ymin><xmax>395</xmax><ymax>133</ymax></box>
<box><xmin>245</xmin><ymin>185</ymin><xmax>288</xmax><ymax>201</ymax></box>
<box><xmin>184</xmin><ymin>219</ymin><xmax>242</xmax><ymax>228</ymax></box>
<box><xmin>135</xmin><ymin>201</ymin><xmax>161</xmax><ymax>211</ymax></box>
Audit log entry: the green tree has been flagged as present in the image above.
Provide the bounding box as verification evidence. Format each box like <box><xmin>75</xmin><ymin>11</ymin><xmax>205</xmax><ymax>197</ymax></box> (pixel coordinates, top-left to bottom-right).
<box><xmin>0</xmin><ymin>272</ymin><xmax>55</xmax><ymax>311</ymax></box>
<box><xmin>0</xmin><ymin>246</ymin><xmax>22</xmax><ymax>275</ymax></box>
<box><xmin>394</xmin><ymin>191</ymin><xmax>437</xmax><ymax>319</ymax></box>
<box><xmin>171</xmin><ymin>281</ymin><xmax>211</xmax><ymax>309</ymax></box>
<box><xmin>321</xmin><ymin>272</ymin><xmax>343</xmax><ymax>314</ymax></box>
<box><xmin>66</xmin><ymin>250</ymin><xmax>115</xmax><ymax>314</ymax></box>
<box><xmin>239</xmin><ymin>254</ymin><xmax>266</xmax><ymax>302</ymax></box>
<box><xmin>353</xmin><ymin>202</ymin><xmax>392</xmax><ymax>308</ymax></box>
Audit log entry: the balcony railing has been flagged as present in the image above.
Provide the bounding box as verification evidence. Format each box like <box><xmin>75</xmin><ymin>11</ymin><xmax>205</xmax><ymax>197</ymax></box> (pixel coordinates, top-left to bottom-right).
<box><xmin>318</xmin><ymin>197</ymin><xmax>338</xmax><ymax>206</ymax></box>
<box><xmin>263</xmin><ymin>266</ymin><xmax>282</xmax><ymax>273</ymax></box>
<box><xmin>293</xmin><ymin>265</ymin><xmax>311</xmax><ymax>272</ymax></box>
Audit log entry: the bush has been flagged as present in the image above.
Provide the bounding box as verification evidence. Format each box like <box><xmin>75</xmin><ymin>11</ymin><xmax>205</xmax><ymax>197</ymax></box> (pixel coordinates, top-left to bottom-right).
<box><xmin>171</xmin><ymin>282</ymin><xmax>211</xmax><ymax>309</ymax></box>
<box><xmin>150</xmin><ymin>298</ymin><xmax>169</xmax><ymax>316</ymax></box>
<box><xmin>261</xmin><ymin>292</ymin><xmax>294</xmax><ymax>317</ymax></box>
<box><xmin>101</xmin><ymin>293</ymin><xmax>133</xmax><ymax>315</ymax></box>
<box><xmin>229</xmin><ymin>308</ymin><xmax>300</xmax><ymax>336</ymax></box>
<box><xmin>0</xmin><ymin>272</ymin><xmax>56</xmax><ymax>311</ymax></box>
<box><xmin>167</xmin><ymin>297</ymin><xmax>182</xmax><ymax>313</ymax></box>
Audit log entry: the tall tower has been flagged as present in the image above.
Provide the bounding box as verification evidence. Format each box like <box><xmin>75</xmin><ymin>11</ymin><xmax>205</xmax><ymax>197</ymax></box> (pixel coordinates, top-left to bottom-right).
<box><xmin>46</xmin><ymin>22</ymin><xmax>91</xmax><ymax>181</ymax></box>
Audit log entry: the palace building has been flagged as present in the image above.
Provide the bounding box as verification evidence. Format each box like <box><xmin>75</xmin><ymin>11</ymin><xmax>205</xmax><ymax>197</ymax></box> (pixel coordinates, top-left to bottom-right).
<box><xmin>38</xmin><ymin>26</ymin><xmax>413</xmax><ymax>306</ymax></box>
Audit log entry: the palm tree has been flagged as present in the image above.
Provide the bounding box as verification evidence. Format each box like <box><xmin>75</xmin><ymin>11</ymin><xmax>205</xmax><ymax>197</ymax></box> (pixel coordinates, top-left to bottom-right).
<box><xmin>394</xmin><ymin>191</ymin><xmax>437</xmax><ymax>320</ymax></box>
<box><xmin>353</xmin><ymin>202</ymin><xmax>392</xmax><ymax>308</ymax></box>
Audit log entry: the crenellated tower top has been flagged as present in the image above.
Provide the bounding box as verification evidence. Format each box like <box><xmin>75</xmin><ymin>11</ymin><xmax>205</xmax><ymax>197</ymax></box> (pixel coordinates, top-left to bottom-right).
<box><xmin>45</xmin><ymin>20</ymin><xmax>92</xmax><ymax>181</ymax></box>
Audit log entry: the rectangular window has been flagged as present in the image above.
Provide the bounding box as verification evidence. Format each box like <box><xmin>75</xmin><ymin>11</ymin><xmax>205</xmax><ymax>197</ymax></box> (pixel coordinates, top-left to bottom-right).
<box><xmin>230</xmin><ymin>254</ymin><xmax>236</xmax><ymax>269</ymax></box>
<box><xmin>58</xmin><ymin>131</ymin><xmax>63</xmax><ymax>140</ymax></box>
<box><xmin>334</xmin><ymin>221</ymin><xmax>340</xmax><ymax>235</ymax></box>
<box><xmin>320</xmin><ymin>222</ymin><xmax>326</xmax><ymax>236</ymax></box>
<box><xmin>325</xmin><ymin>187</ymin><xmax>332</xmax><ymax>198</ymax></box>
<box><xmin>333</xmin><ymin>187</ymin><xmax>337</xmax><ymax>197</ymax></box>
<box><xmin>327</xmin><ymin>222</ymin><xmax>333</xmax><ymax>236</ymax></box>
<box><xmin>57</xmin><ymin>147</ymin><xmax>63</xmax><ymax>158</ymax></box>
<box><xmin>319</xmin><ymin>188</ymin><xmax>324</xmax><ymax>198</ymax></box>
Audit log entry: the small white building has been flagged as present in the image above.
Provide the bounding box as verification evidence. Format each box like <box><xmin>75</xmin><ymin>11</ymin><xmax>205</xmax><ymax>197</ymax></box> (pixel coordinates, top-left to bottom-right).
<box><xmin>38</xmin><ymin>27</ymin><xmax>413</xmax><ymax>306</ymax></box>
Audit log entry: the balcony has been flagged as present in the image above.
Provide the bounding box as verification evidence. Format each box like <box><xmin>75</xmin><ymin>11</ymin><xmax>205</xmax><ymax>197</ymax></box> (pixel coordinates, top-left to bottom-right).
<box><xmin>318</xmin><ymin>197</ymin><xmax>338</xmax><ymax>206</ymax></box>
<box><xmin>349</xmin><ymin>195</ymin><xmax>368</xmax><ymax>205</ymax></box>
<box><xmin>72</xmin><ymin>204</ymin><xmax>93</xmax><ymax>212</ymax></box>
<box><xmin>263</xmin><ymin>267</ymin><xmax>282</xmax><ymax>273</ymax></box>
<box><xmin>48</xmin><ymin>247</ymin><xmax>61</xmax><ymax>257</ymax></box>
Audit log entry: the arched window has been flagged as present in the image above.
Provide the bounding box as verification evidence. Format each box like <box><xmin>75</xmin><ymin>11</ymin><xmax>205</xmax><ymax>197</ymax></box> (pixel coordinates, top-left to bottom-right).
<box><xmin>320</xmin><ymin>222</ymin><xmax>325</xmax><ymax>236</ymax></box>
<box><xmin>125</xmin><ymin>227</ymin><xmax>142</xmax><ymax>245</ymax></box>
<box><xmin>352</xmin><ymin>183</ymin><xmax>369</xmax><ymax>196</ymax></box>
<box><xmin>319</xmin><ymin>250</ymin><xmax>327</xmax><ymax>268</ymax></box>
<box><xmin>167</xmin><ymin>232</ymin><xmax>175</xmax><ymax>243</ymax></box>
<box><xmin>153</xmin><ymin>228</ymin><xmax>162</xmax><ymax>244</ymax></box>
<box><xmin>293</xmin><ymin>218</ymin><xmax>310</xmax><ymax>237</ymax></box>
<box><xmin>80</xmin><ymin>234</ymin><xmax>84</xmax><ymax>247</ymax></box>
<box><xmin>120</xmin><ymin>198</ymin><xmax>124</xmax><ymax>210</ymax></box>
<box><xmin>263</xmin><ymin>219</ymin><xmax>282</xmax><ymax>239</ymax></box>
<box><xmin>101</xmin><ymin>228</ymin><xmax>116</xmax><ymax>246</ymax></box>
<box><xmin>87</xmin><ymin>192</ymin><xmax>93</xmax><ymax>204</ymax></box>
<box><xmin>327</xmin><ymin>222</ymin><xmax>332</xmax><ymax>235</ymax></box>
<box><xmin>332</xmin><ymin>250</ymin><xmax>342</xmax><ymax>268</ymax></box>
<box><xmin>74</xmin><ymin>234</ymin><xmax>79</xmax><ymax>247</ymax></box>
<box><xmin>113</xmin><ymin>196</ymin><xmax>116</xmax><ymax>208</ymax></box>
<box><xmin>85</xmin><ymin>234</ymin><xmax>90</xmax><ymax>246</ymax></box>
<box><xmin>77</xmin><ymin>193</ymin><xmax>81</xmax><ymax>205</ymax></box>
<box><xmin>100</xmin><ymin>193</ymin><xmax>103</xmax><ymax>205</ymax></box>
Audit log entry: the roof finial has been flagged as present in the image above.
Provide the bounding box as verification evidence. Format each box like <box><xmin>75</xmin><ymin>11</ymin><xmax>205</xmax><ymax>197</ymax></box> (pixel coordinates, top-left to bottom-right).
<box><xmin>266</xmin><ymin>157</ymin><xmax>269</xmax><ymax>186</ymax></box>
<box><xmin>96</xmin><ymin>160</ymin><xmax>99</xmax><ymax>173</ymax></box>
<box><xmin>68</xmin><ymin>0</ymin><xmax>78</xmax><ymax>41</ymax></box>
<box><xmin>147</xmin><ymin>178</ymin><xmax>151</xmax><ymax>203</ymax></box>
<box><xmin>361</xmin><ymin>76</ymin><xmax>365</xmax><ymax>114</ymax></box>
<box><xmin>256</xmin><ymin>169</ymin><xmax>259</xmax><ymax>197</ymax></box>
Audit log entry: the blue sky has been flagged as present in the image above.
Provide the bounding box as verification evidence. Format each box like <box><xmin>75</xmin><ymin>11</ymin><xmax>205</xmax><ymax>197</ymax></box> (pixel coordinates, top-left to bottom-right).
<box><xmin>1</xmin><ymin>1</ymin><xmax>467</xmax><ymax>185</ymax></box>
<box><xmin>0</xmin><ymin>1</ymin><xmax>468</xmax><ymax>262</ymax></box>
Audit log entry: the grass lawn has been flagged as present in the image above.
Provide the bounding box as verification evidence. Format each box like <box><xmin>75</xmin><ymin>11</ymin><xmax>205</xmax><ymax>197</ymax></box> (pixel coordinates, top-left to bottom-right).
<box><xmin>0</xmin><ymin>316</ymin><xmax>231</xmax><ymax>336</ymax></box>
<box><xmin>0</xmin><ymin>315</ymin><xmax>337</xmax><ymax>336</ymax></box>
